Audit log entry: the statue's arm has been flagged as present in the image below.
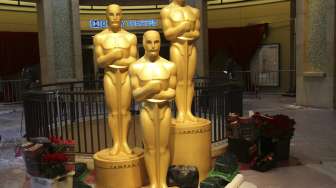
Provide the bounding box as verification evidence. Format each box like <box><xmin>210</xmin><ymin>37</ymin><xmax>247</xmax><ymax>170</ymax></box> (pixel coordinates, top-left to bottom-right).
<box><xmin>161</xmin><ymin>8</ymin><xmax>188</xmax><ymax>41</ymax></box>
<box><xmin>152</xmin><ymin>64</ymin><xmax>176</xmax><ymax>100</ymax></box>
<box><xmin>130</xmin><ymin>65</ymin><xmax>161</xmax><ymax>102</ymax></box>
<box><xmin>94</xmin><ymin>36</ymin><xmax>122</xmax><ymax>68</ymax></box>
<box><xmin>183</xmin><ymin>8</ymin><xmax>200</xmax><ymax>40</ymax></box>
<box><xmin>114</xmin><ymin>35</ymin><xmax>138</xmax><ymax>66</ymax></box>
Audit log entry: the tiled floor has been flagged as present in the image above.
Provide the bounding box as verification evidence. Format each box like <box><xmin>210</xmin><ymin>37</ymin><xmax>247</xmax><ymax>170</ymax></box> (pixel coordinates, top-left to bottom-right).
<box><xmin>0</xmin><ymin>104</ymin><xmax>26</xmax><ymax>188</ymax></box>
<box><xmin>242</xmin><ymin>94</ymin><xmax>336</xmax><ymax>188</ymax></box>
<box><xmin>0</xmin><ymin>95</ymin><xmax>335</xmax><ymax>188</ymax></box>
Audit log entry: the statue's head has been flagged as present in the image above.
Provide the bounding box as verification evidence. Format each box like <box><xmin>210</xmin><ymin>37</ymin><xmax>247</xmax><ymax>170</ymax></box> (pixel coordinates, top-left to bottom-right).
<box><xmin>143</xmin><ymin>30</ymin><xmax>161</xmax><ymax>62</ymax></box>
<box><xmin>171</xmin><ymin>0</ymin><xmax>185</xmax><ymax>6</ymax></box>
<box><xmin>106</xmin><ymin>4</ymin><xmax>122</xmax><ymax>30</ymax></box>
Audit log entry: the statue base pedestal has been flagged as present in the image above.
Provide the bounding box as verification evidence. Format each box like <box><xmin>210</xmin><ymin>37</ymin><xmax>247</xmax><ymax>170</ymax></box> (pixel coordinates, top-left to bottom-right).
<box><xmin>94</xmin><ymin>148</ymin><xmax>147</xmax><ymax>188</ymax></box>
<box><xmin>169</xmin><ymin>118</ymin><xmax>212</xmax><ymax>181</ymax></box>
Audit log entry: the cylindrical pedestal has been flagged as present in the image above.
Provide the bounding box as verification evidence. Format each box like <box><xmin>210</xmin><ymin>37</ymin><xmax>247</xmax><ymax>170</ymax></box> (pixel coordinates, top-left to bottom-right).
<box><xmin>169</xmin><ymin>118</ymin><xmax>211</xmax><ymax>181</ymax></box>
<box><xmin>94</xmin><ymin>148</ymin><xmax>147</xmax><ymax>188</ymax></box>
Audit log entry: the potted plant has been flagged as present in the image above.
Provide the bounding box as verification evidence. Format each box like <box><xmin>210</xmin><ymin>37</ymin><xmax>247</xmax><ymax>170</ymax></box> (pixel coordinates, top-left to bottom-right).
<box><xmin>253</xmin><ymin>113</ymin><xmax>295</xmax><ymax>161</ymax></box>
<box><xmin>226</xmin><ymin>113</ymin><xmax>258</xmax><ymax>163</ymax></box>
<box><xmin>23</xmin><ymin>136</ymin><xmax>75</xmax><ymax>188</ymax></box>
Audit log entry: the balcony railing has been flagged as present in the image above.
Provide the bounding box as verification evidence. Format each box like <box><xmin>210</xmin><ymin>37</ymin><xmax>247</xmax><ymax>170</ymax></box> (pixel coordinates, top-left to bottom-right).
<box><xmin>23</xmin><ymin>79</ymin><xmax>243</xmax><ymax>154</ymax></box>
<box><xmin>210</xmin><ymin>69</ymin><xmax>296</xmax><ymax>97</ymax></box>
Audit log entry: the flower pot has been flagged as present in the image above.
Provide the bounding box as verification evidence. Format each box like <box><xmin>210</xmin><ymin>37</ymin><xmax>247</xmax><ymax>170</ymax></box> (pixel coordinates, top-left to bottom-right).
<box><xmin>29</xmin><ymin>171</ymin><xmax>75</xmax><ymax>188</ymax></box>
<box><xmin>23</xmin><ymin>143</ymin><xmax>44</xmax><ymax>176</ymax></box>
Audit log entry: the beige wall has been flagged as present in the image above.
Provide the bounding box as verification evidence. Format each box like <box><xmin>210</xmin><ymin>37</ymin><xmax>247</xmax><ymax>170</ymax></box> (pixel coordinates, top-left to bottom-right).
<box><xmin>296</xmin><ymin>0</ymin><xmax>335</xmax><ymax>109</ymax></box>
<box><xmin>0</xmin><ymin>10</ymin><xmax>162</xmax><ymax>32</ymax></box>
<box><xmin>0</xmin><ymin>10</ymin><xmax>37</xmax><ymax>32</ymax></box>
<box><xmin>0</xmin><ymin>1</ymin><xmax>291</xmax><ymax>89</ymax></box>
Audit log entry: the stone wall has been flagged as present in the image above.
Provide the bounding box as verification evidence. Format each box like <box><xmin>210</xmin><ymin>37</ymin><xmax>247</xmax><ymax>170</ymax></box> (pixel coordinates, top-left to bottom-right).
<box><xmin>296</xmin><ymin>0</ymin><xmax>335</xmax><ymax>109</ymax></box>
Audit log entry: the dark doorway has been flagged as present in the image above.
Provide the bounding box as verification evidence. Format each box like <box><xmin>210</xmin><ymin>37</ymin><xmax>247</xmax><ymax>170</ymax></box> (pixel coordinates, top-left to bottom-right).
<box><xmin>81</xmin><ymin>35</ymin><xmax>95</xmax><ymax>80</ymax></box>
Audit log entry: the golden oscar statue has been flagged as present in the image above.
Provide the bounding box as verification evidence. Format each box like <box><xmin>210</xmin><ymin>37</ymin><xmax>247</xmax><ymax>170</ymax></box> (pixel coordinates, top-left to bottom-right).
<box><xmin>161</xmin><ymin>0</ymin><xmax>211</xmax><ymax>181</ymax></box>
<box><xmin>93</xmin><ymin>4</ymin><xmax>146</xmax><ymax>188</ymax></box>
<box><xmin>161</xmin><ymin>0</ymin><xmax>200</xmax><ymax>122</ymax></box>
<box><xmin>130</xmin><ymin>30</ymin><xmax>176</xmax><ymax>188</ymax></box>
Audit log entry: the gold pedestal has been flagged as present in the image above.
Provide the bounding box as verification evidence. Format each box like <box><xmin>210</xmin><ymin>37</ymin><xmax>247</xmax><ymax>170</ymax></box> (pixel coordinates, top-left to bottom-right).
<box><xmin>94</xmin><ymin>148</ymin><xmax>147</xmax><ymax>188</ymax></box>
<box><xmin>169</xmin><ymin>118</ymin><xmax>211</xmax><ymax>181</ymax></box>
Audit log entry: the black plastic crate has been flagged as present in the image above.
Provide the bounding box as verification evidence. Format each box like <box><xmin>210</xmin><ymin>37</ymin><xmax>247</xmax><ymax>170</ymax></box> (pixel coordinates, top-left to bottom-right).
<box><xmin>228</xmin><ymin>138</ymin><xmax>257</xmax><ymax>163</ymax></box>
<box><xmin>259</xmin><ymin>137</ymin><xmax>290</xmax><ymax>161</ymax></box>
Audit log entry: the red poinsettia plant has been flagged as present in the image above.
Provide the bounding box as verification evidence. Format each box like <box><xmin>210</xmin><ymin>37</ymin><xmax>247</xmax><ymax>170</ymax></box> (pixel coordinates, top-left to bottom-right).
<box><xmin>23</xmin><ymin>136</ymin><xmax>75</xmax><ymax>179</ymax></box>
<box><xmin>252</xmin><ymin>112</ymin><xmax>295</xmax><ymax>139</ymax></box>
<box><xmin>49</xmin><ymin>136</ymin><xmax>76</xmax><ymax>145</ymax></box>
<box><xmin>49</xmin><ymin>136</ymin><xmax>75</xmax><ymax>153</ymax></box>
<box><xmin>40</xmin><ymin>136</ymin><xmax>76</xmax><ymax>178</ymax></box>
<box><xmin>42</xmin><ymin>152</ymin><xmax>68</xmax><ymax>162</ymax></box>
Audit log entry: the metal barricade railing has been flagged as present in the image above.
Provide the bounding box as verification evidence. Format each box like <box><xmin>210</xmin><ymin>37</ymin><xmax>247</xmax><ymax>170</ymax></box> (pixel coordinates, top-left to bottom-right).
<box><xmin>24</xmin><ymin>79</ymin><xmax>243</xmax><ymax>154</ymax></box>
<box><xmin>211</xmin><ymin>70</ymin><xmax>296</xmax><ymax>97</ymax></box>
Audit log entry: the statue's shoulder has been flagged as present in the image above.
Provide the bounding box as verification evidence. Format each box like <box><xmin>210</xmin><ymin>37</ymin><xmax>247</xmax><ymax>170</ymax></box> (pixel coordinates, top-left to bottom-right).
<box><xmin>97</xmin><ymin>29</ymin><xmax>110</xmax><ymax>36</ymax></box>
<box><xmin>160</xmin><ymin>4</ymin><xmax>172</xmax><ymax>15</ymax></box>
<box><xmin>130</xmin><ymin>57</ymin><xmax>145</xmax><ymax>71</ymax></box>
<box><xmin>162</xmin><ymin>4</ymin><xmax>172</xmax><ymax>10</ymax></box>
<box><xmin>137</xmin><ymin>57</ymin><xmax>147</xmax><ymax>64</ymax></box>
<box><xmin>161</xmin><ymin>57</ymin><xmax>173</xmax><ymax>64</ymax></box>
<box><xmin>185</xmin><ymin>5</ymin><xmax>199</xmax><ymax>15</ymax></box>
<box><xmin>122</xmin><ymin>29</ymin><xmax>137</xmax><ymax>43</ymax></box>
<box><xmin>161</xmin><ymin>57</ymin><xmax>176</xmax><ymax>70</ymax></box>
<box><xmin>93</xmin><ymin>29</ymin><xmax>109</xmax><ymax>42</ymax></box>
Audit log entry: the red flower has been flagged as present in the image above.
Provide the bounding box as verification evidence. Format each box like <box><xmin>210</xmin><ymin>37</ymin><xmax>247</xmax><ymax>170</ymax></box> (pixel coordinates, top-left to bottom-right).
<box><xmin>42</xmin><ymin>153</ymin><xmax>68</xmax><ymax>163</ymax></box>
<box><xmin>63</xmin><ymin>139</ymin><xmax>75</xmax><ymax>145</ymax></box>
<box><xmin>255</xmin><ymin>114</ymin><xmax>295</xmax><ymax>138</ymax></box>
<box><xmin>49</xmin><ymin>136</ymin><xmax>62</xmax><ymax>144</ymax></box>
<box><xmin>48</xmin><ymin>136</ymin><xmax>75</xmax><ymax>145</ymax></box>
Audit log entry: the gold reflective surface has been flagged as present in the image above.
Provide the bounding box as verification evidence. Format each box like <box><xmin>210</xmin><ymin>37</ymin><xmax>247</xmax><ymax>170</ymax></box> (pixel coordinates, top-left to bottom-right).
<box><xmin>93</xmin><ymin>4</ymin><xmax>138</xmax><ymax>157</ymax></box>
<box><xmin>161</xmin><ymin>0</ymin><xmax>200</xmax><ymax>123</ymax></box>
<box><xmin>130</xmin><ymin>30</ymin><xmax>177</xmax><ymax>188</ymax></box>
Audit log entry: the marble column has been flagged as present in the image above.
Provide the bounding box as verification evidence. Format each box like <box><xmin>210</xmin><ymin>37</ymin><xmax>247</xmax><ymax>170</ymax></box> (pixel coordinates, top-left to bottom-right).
<box><xmin>37</xmin><ymin>0</ymin><xmax>83</xmax><ymax>84</ymax></box>
<box><xmin>296</xmin><ymin>0</ymin><xmax>335</xmax><ymax>108</ymax></box>
<box><xmin>186</xmin><ymin>0</ymin><xmax>209</xmax><ymax>76</ymax></box>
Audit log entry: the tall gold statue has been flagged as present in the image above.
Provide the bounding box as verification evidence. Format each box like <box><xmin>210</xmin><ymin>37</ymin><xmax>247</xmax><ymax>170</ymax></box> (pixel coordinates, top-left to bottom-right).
<box><xmin>93</xmin><ymin>4</ymin><xmax>137</xmax><ymax>156</ymax></box>
<box><xmin>161</xmin><ymin>0</ymin><xmax>200</xmax><ymax>122</ymax></box>
<box><xmin>161</xmin><ymin>1</ymin><xmax>211</xmax><ymax>181</ymax></box>
<box><xmin>130</xmin><ymin>30</ymin><xmax>176</xmax><ymax>188</ymax></box>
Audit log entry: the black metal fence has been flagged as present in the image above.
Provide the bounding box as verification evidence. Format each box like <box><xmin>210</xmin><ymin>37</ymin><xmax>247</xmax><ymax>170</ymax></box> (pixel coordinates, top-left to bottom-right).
<box><xmin>210</xmin><ymin>70</ymin><xmax>296</xmax><ymax>97</ymax></box>
<box><xmin>232</xmin><ymin>70</ymin><xmax>296</xmax><ymax>96</ymax></box>
<box><xmin>0</xmin><ymin>79</ymin><xmax>29</xmax><ymax>103</ymax></box>
<box><xmin>24</xmin><ymin>79</ymin><xmax>242</xmax><ymax>154</ymax></box>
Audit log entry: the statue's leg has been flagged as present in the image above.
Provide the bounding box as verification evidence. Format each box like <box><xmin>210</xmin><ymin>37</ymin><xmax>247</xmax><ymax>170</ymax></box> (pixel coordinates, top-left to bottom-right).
<box><xmin>120</xmin><ymin>73</ymin><xmax>132</xmax><ymax>154</ymax></box>
<box><xmin>104</xmin><ymin>73</ymin><xmax>120</xmax><ymax>155</ymax></box>
<box><xmin>170</xmin><ymin>45</ymin><xmax>186</xmax><ymax>122</ymax></box>
<box><xmin>186</xmin><ymin>45</ymin><xmax>197</xmax><ymax>121</ymax></box>
<box><xmin>140</xmin><ymin>106</ymin><xmax>158</xmax><ymax>188</ymax></box>
<box><xmin>159</xmin><ymin>106</ymin><xmax>171</xmax><ymax>188</ymax></box>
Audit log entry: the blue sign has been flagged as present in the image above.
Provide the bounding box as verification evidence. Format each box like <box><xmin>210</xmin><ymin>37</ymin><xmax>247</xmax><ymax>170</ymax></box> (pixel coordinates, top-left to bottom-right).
<box><xmin>90</xmin><ymin>20</ymin><xmax>108</xmax><ymax>29</ymax></box>
<box><xmin>123</xmin><ymin>19</ymin><xmax>158</xmax><ymax>27</ymax></box>
<box><xmin>89</xmin><ymin>19</ymin><xmax>158</xmax><ymax>29</ymax></box>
